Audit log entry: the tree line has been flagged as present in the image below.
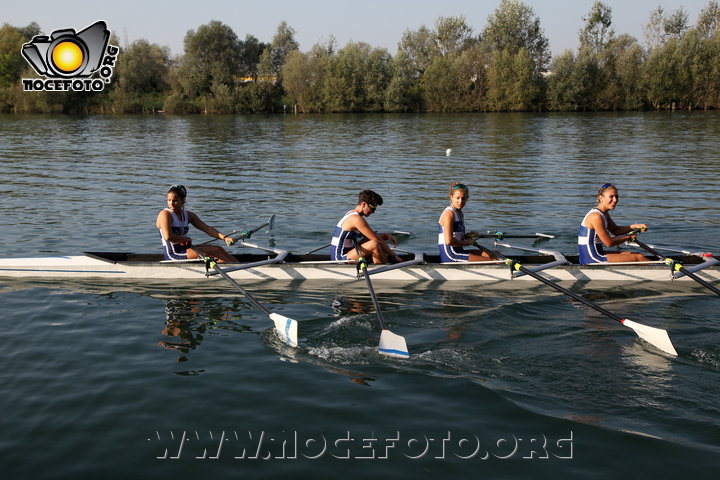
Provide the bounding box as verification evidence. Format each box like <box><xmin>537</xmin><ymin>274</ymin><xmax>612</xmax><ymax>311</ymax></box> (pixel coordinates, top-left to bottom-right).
<box><xmin>1</xmin><ymin>0</ymin><xmax>719</xmax><ymax>114</ymax></box>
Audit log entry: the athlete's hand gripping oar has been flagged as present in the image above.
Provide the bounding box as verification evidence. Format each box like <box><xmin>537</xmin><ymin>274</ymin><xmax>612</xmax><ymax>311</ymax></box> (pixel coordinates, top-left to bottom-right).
<box><xmin>352</xmin><ymin>238</ymin><xmax>409</xmax><ymax>359</ymax></box>
<box><xmin>197</xmin><ymin>251</ymin><xmax>298</xmax><ymax>347</ymax></box>
<box><xmin>633</xmin><ymin>238</ymin><xmax>720</xmax><ymax>296</ymax></box>
<box><xmin>474</xmin><ymin>241</ymin><xmax>678</xmax><ymax>357</ymax></box>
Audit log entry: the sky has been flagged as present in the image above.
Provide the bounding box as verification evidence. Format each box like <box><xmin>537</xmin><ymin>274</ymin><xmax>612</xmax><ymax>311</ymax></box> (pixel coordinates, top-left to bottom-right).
<box><xmin>5</xmin><ymin>0</ymin><xmax>714</xmax><ymax>57</ymax></box>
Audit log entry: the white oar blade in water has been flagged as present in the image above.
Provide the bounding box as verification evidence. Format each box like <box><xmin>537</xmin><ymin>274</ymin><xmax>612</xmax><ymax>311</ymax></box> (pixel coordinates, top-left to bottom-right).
<box><xmin>270</xmin><ymin>313</ymin><xmax>298</xmax><ymax>348</ymax></box>
<box><xmin>622</xmin><ymin>319</ymin><xmax>678</xmax><ymax>357</ymax></box>
<box><xmin>378</xmin><ymin>329</ymin><xmax>410</xmax><ymax>359</ymax></box>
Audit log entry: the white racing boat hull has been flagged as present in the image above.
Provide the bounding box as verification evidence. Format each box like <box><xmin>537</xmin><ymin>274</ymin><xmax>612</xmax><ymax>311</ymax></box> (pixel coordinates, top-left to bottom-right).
<box><xmin>0</xmin><ymin>252</ymin><xmax>718</xmax><ymax>284</ymax></box>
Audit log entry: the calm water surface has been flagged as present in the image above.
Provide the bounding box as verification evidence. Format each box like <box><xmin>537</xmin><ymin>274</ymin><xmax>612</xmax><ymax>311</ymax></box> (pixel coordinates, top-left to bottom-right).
<box><xmin>1</xmin><ymin>112</ymin><xmax>719</xmax><ymax>479</ymax></box>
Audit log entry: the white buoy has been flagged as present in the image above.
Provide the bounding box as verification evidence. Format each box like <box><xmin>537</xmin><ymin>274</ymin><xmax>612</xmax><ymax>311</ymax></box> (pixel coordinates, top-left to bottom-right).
<box><xmin>446</xmin><ymin>148</ymin><xmax>452</xmax><ymax>156</ymax></box>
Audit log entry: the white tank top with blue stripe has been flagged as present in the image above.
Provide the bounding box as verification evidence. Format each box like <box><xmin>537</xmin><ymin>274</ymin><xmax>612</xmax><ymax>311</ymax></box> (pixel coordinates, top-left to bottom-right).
<box><xmin>438</xmin><ymin>206</ymin><xmax>469</xmax><ymax>262</ymax></box>
<box><xmin>160</xmin><ymin>208</ymin><xmax>191</xmax><ymax>260</ymax></box>
<box><xmin>330</xmin><ymin>211</ymin><xmax>360</xmax><ymax>261</ymax></box>
<box><xmin>578</xmin><ymin>208</ymin><xmax>608</xmax><ymax>264</ymax></box>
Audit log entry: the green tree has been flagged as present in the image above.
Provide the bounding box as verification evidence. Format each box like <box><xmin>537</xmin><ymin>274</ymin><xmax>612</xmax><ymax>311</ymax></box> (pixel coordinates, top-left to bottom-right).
<box><xmin>397</xmin><ymin>25</ymin><xmax>437</xmax><ymax>77</ymax></box>
<box><xmin>697</xmin><ymin>0</ymin><xmax>720</xmax><ymax>38</ymax></box>
<box><xmin>546</xmin><ymin>50</ymin><xmax>579</xmax><ymax>110</ymax></box>
<box><xmin>603</xmin><ymin>34</ymin><xmax>646</xmax><ymax>110</ymax></box>
<box><xmin>176</xmin><ymin>20</ymin><xmax>241</xmax><ymax>100</ymax></box>
<box><xmin>0</xmin><ymin>22</ymin><xmax>39</xmax><ymax>87</ymax></box>
<box><xmin>322</xmin><ymin>41</ymin><xmax>390</xmax><ymax>112</ymax></box>
<box><xmin>110</xmin><ymin>39</ymin><xmax>171</xmax><ymax>113</ymax></box>
<box><xmin>282</xmin><ymin>39</ymin><xmax>333</xmax><ymax>112</ymax></box>
<box><xmin>644</xmin><ymin>6</ymin><xmax>667</xmax><ymax>51</ymax></box>
<box><xmin>644</xmin><ymin>6</ymin><xmax>689</xmax><ymax>51</ymax></box>
<box><xmin>486</xmin><ymin>48</ymin><xmax>539</xmax><ymax>111</ymax></box>
<box><xmin>643</xmin><ymin>37</ymin><xmax>690</xmax><ymax>109</ymax></box>
<box><xmin>481</xmin><ymin>0</ymin><xmax>550</xmax><ymax>76</ymax></box>
<box><xmin>420</xmin><ymin>44</ymin><xmax>488</xmax><ymax>112</ymax></box>
<box><xmin>421</xmin><ymin>53</ymin><xmax>461</xmax><ymax>112</ymax></box>
<box><xmin>434</xmin><ymin>16</ymin><xmax>475</xmax><ymax>55</ymax></box>
<box><xmin>239</xmin><ymin>34</ymin><xmax>268</xmax><ymax>77</ymax></box>
<box><xmin>675</xmin><ymin>27</ymin><xmax>720</xmax><ymax>109</ymax></box>
<box><xmin>236</xmin><ymin>81</ymin><xmax>277</xmax><ymax>113</ymax></box>
<box><xmin>455</xmin><ymin>45</ymin><xmax>491</xmax><ymax>111</ymax></box>
<box><xmin>704</xmin><ymin>33</ymin><xmax>720</xmax><ymax>107</ymax></box>
<box><xmin>579</xmin><ymin>1</ymin><xmax>615</xmax><ymax>55</ymax></box>
<box><xmin>268</xmin><ymin>21</ymin><xmax>299</xmax><ymax>82</ymax></box>
<box><xmin>384</xmin><ymin>50</ymin><xmax>422</xmax><ymax>112</ymax></box>
<box><xmin>665</xmin><ymin>7</ymin><xmax>690</xmax><ymax>38</ymax></box>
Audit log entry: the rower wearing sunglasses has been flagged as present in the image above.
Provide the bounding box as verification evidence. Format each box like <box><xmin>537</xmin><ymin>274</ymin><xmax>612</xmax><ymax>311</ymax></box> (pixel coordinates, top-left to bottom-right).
<box><xmin>578</xmin><ymin>183</ymin><xmax>649</xmax><ymax>264</ymax></box>
<box><xmin>330</xmin><ymin>189</ymin><xmax>402</xmax><ymax>264</ymax></box>
<box><xmin>438</xmin><ymin>182</ymin><xmax>496</xmax><ymax>263</ymax></box>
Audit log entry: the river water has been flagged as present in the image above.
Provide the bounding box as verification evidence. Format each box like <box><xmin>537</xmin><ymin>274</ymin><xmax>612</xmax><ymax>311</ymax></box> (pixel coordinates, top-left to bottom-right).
<box><xmin>1</xmin><ymin>112</ymin><xmax>719</xmax><ymax>478</ymax></box>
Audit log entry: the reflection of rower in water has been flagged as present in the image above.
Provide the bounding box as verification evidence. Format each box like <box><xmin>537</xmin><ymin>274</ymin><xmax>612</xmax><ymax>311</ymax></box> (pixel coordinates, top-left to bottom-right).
<box><xmin>159</xmin><ymin>297</ymin><xmax>254</xmax><ymax>363</ymax></box>
<box><xmin>157</xmin><ymin>298</ymin><xmax>206</xmax><ymax>362</ymax></box>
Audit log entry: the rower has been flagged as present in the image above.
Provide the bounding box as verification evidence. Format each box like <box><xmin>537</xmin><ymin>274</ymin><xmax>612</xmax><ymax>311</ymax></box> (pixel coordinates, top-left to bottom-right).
<box><xmin>329</xmin><ymin>189</ymin><xmax>402</xmax><ymax>264</ymax></box>
<box><xmin>156</xmin><ymin>184</ymin><xmax>237</xmax><ymax>263</ymax></box>
<box><xmin>438</xmin><ymin>182</ymin><xmax>495</xmax><ymax>263</ymax></box>
<box><xmin>578</xmin><ymin>183</ymin><xmax>649</xmax><ymax>264</ymax></box>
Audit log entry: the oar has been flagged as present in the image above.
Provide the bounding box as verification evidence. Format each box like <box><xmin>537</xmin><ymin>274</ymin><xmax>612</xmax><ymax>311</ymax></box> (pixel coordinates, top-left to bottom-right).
<box><xmin>479</xmin><ymin>231</ymin><xmax>555</xmax><ymax>240</ymax></box>
<box><xmin>198</xmin><ymin>214</ymin><xmax>276</xmax><ymax>246</ymax></box>
<box><xmin>351</xmin><ymin>238</ymin><xmax>409</xmax><ymax>359</ymax></box>
<box><xmin>197</xmin><ymin>251</ymin><xmax>298</xmax><ymax>348</ymax></box>
<box><xmin>474</xmin><ymin>241</ymin><xmax>678</xmax><ymax>356</ymax></box>
<box><xmin>633</xmin><ymin>238</ymin><xmax>720</xmax><ymax>296</ymax></box>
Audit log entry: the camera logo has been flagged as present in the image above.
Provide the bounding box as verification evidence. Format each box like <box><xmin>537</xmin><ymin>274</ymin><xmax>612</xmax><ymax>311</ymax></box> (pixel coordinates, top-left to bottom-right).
<box><xmin>21</xmin><ymin>20</ymin><xmax>119</xmax><ymax>92</ymax></box>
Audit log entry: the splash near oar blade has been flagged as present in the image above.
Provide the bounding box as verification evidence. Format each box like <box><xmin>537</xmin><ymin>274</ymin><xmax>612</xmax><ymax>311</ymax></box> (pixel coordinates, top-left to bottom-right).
<box><xmin>378</xmin><ymin>329</ymin><xmax>410</xmax><ymax>359</ymax></box>
<box><xmin>270</xmin><ymin>313</ymin><xmax>298</xmax><ymax>348</ymax></box>
<box><xmin>621</xmin><ymin>319</ymin><xmax>678</xmax><ymax>356</ymax></box>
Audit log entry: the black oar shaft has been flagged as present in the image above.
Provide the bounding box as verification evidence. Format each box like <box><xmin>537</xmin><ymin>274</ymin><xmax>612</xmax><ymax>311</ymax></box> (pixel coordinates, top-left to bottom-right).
<box><xmin>362</xmin><ymin>267</ymin><xmax>387</xmax><ymax>328</ymax></box>
<box><xmin>208</xmin><ymin>259</ymin><xmax>271</xmax><ymax>316</ymax></box>
<box><xmin>352</xmin><ymin>239</ymin><xmax>388</xmax><ymax>330</ymax></box>
<box><xmin>479</xmin><ymin>234</ymin><xmax>542</xmax><ymax>239</ymax></box>
<box><xmin>635</xmin><ymin>239</ymin><xmax>720</xmax><ymax>296</ymax></box>
<box><xmin>517</xmin><ymin>262</ymin><xmax>622</xmax><ymax>322</ymax></box>
<box><xmin>248</xmin><ymin>222</ymin><xmax>269</xmax><ymax>235</ymax></box>
<box><xmin>475</xmin><ymin>242</ymin><xmax>623</xmax><ymax>323</ymax></box>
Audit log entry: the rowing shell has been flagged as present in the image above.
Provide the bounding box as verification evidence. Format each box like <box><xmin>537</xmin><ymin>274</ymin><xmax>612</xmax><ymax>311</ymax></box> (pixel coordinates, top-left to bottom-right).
<box><xmin>1</xmin><ymin>250</ymin><xmax>718</xmax><ymax>284</ymax></box>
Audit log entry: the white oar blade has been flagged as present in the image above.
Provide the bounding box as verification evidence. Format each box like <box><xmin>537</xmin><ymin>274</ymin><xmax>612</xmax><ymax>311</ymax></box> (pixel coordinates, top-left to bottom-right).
<box><xmin>622</xmin><ymin>319</ymin><xmax>678</xmax><ymax>357</ymax></box>
<box><xmin>270</xmin><ymin>313</ymin><xmax>298</xmax><ymax>348</ymax></box>
<box><xmin>267</xmin><ymin>214</ymin><xmax>276</xmax><ymax>233</ymax></box>
<box><xmin>378</xmin><ymin>329</ymin><xmax>410</xmax><ymax>359</ymax></box>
